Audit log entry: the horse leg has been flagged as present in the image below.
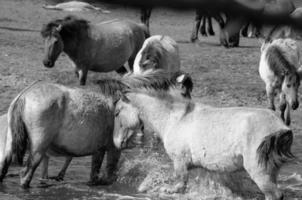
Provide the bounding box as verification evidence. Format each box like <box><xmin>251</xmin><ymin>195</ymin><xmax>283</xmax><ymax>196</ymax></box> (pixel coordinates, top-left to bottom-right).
<box><xmin>0</xmin><ymin>155</ymin><xmax>12</xmax><ymax>182</ymax></box>
<box><xmin>284</xmin><ymin>102</ymin><xmax>291</xmax><ymax>126</ymax></box>
<box><xmin>100</xmin><ymin>146</ymin><xmax>121</xmax><ymax>185</ymax></box>
<box><xmin>160</xmin><ymin>158</ymin><xmax>188</xmax><ymax>194</ymax></box>
<box><xmin>88</xmin><ymin>148</ymin><xmax>106</xmax><ymax>185</ymax></box>
<box><xmin>115</xmin><ymin>66</ymin><xmax>128</xmax><ymax>75</ymax></box>
<box><xmin>279</xmin><ymin>93</ymin><xmax>287</xmax><ymax>122</ymax></box>
<box><xmin>78</xmin><ymin>69</ymin><xmax>88</xmax><ymax>86</ymax></box>
<box><xmin>241</xmin><ymin>22</ymin><xmax>249</xmax><ymax>37</ymax></box>
<box><xmin>266</xmin><ymin>85</ymin><xmax>276</xmax><ymax>111</ymax></box>
<box><xmin>245</xmin><ymin>164</ymin><xmax>283</xmax><ymax>200</ymax></box>
<box><xmin>207</xmin><ymin>16</ymin><xmax>215</xmax><ymax>36</ymax></box>
<box><xmin>41</xmin><ymin>155</ymin><xmax>49</xmax><ymax>179</ymax></box>
<box><xmin>200</xmin><ymin>16</ymin><xmax>207</xmax><ymax>36</ymax></box>
<box><xmin>190</xmin><ymin>10</ymin><xmax>202</xmax><ymax>42</ymax></box>
<box><xmin>20</xmin><ymin>152</ymin><xmax>44</xmax><ymax>188</ymax></box>
<box><xmin>54</xmin><ymin>157</ymin><xmax>72</xmax><ymax>181</ymax></box>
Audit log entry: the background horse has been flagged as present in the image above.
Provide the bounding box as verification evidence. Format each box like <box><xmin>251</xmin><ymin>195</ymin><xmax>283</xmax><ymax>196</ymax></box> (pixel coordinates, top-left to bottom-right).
<box><xmin>0</xmin><ymin>70</ymin><xmax>193</xmax><ymax>188</ymax></box>
<box><xmin>42</xmin><ymin>1</ymin><xmax>111</xmax><ymax>14</ymax></box>
<box><xmin>190</xmin><ymin>9</ymin><xmax>225</xmax><ymax>42</ymax></box>
<box><xmin>133</xmin><ymin>35</ymin><xmax>180</xmax><ymax>77</ymax></box>
<box><xmin>113</xmin><ymin>88</ymin><xmax>294</xmax><ymax>200</ymax></box>
<box><xmin>259</xmin><ymin>38</ymin><xmax>302</xmax><ymax>125</ymax></box>
<box><xmin>41</xmin><ymin>15</ymin><xmax>149</xmax><ymax>85</ymax></box>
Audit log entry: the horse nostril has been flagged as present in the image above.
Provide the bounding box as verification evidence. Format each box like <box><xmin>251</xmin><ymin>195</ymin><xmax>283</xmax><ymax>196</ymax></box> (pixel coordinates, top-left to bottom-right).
<box><xmin>292</xmin><ymin>102</ymin><xmax>299</xmax><ymax>110</ymax></box>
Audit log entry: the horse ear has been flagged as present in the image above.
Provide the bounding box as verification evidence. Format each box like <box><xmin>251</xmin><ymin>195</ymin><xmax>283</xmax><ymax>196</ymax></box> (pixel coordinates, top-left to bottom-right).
<box><xmin>56</xmin><ymin>24</ymin><xmax>62</xmax><ymax>32</ymax></box>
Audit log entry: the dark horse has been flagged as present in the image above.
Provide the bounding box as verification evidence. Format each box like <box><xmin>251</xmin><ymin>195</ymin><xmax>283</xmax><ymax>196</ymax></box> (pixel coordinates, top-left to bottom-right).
<box><xmin>41</xmin><ymin>15</ymin><xmax>149</xmax><ymax>85</ymax></box>
<box><xmin>140</xmin><ymin>7</ymin><xmax>224</xmax><ymax>43</ymax></box>
<box><xmin>190</xmin><ymin>9</ymin><xmax>225</xmax><ymax>42</ymax></box>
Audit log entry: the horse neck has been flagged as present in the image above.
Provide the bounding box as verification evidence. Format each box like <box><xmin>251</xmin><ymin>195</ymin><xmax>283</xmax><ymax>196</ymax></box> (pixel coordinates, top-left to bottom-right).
<box><xmin>129</xmin><ymin>93</ymin><xmax>184</xmax><ymax>141</ymax></box>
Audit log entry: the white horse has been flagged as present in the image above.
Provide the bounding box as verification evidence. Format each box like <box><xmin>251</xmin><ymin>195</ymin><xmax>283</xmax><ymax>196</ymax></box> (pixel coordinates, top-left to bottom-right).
<box><xmin>259</xmin><ymin>38</ymin><xmax>302</xmax><ymax>125</ymax></box>
<box><xmin>42</xmin><ymin>1</ymin><xmax>110</xmax><ymax>14</ymax></box>
<box><xmin>113</xmin><ymin>88</ymin><xmax>294</xmax><ymax>200</ymax></box>
<box><xmin>133</xmin><ymin>35</ymin><xmax>181</xmax><ymax>77</ymax></box>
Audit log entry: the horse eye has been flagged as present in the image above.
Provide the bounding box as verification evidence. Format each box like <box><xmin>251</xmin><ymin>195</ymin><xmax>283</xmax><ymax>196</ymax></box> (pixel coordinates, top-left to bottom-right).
<box><xmin>287</xmin><ymin>84</ymin><xmax>291</xmax><ymax>88</ymax></box>
<box><xmin>114</xmin><ymin>110</ymin><xmax>120</xmax><ymax>117</ymax></box>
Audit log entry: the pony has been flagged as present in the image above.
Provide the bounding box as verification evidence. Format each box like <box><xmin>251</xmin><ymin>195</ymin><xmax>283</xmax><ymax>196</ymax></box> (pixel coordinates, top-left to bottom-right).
<box><xmin>113</xmin><ymin>88</ymin><xmax>294</xmax><ymax>200</ymax></box>
<box><xmin>0</xmin><ymin>70</ymin><xmax>192</xmax><ymax>188</ymax></box>
<box><xmin>42</xmin><ymin>1</ymin><xmax>111</xmax><ymax>14</ymax></box>
<box><xmin>41</xmin><ymin>15</ymin><xmax>149</xmax><ymax>85</ymax></box>
<box><xmin>259</xmin><ymin>38</ymin><xmax>302</xmax><ymax>125</ymax></box>
<box><xmin>133</xmin><ymin>35</ymin><xmax>181</xmax><ymax>77</ymax></box>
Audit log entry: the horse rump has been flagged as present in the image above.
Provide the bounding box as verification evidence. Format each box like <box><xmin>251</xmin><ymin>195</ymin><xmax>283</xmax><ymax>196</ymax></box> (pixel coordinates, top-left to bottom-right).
<box><xmin>257</xmin><ymin>129</ymin><xmax>294</xmax><ymax>171</ymax></box>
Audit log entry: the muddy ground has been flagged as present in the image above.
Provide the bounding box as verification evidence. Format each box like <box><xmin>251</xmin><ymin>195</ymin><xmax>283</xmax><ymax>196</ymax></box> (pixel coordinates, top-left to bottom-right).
<box><xmin>1</xmin><ymin>0</ymin><xmax>302</xmax><ymax>199</ymax></box>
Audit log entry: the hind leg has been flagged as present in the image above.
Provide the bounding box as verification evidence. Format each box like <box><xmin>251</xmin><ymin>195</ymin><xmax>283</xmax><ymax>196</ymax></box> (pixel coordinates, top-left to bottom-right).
<box><xmin>207</xmin><ymin>17</ymin><xmax>215</xmax><ymax>36</ymax></box>
<box><xmin>20</xmin><ymin>152</ymin><xmax>44</xmax><ymax>188</ymax></box>
<box><xmin>266</xmin><ymin>84</ymin><xmax>276</xmax><ymax>111</ymax></box>
<box><xmin>88</xmin><ymin>148</ymin><xmax>106</xmax><ymax>185</ymax></box>
<box><xmin>244</xmin><ymin>154</ymin><xmax>283</xmax><ymax>200</ymax></box>
<box><xmin>200</xmin><ymin>17</ymin><xmax>207</xmax><ymax>36</ymax></box>
<box><xmin>191</xmin><ymin>10</ymin><xmax>202</xmax><ymax>42</ymax></box>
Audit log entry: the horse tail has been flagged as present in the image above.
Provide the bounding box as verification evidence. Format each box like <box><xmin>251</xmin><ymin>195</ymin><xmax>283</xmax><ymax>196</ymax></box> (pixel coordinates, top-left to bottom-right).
<box><xmin>257</xmin><ymin>129</ymin><xmax>295</xmax><ymax>171</ymax></box>
<box><xmin>7</xmin><ymin>81</ymin><xmax>40</xmax><ymax>166</ymax></box>
<box><xmin>140</xmin><ymin>23</ymin><xmax>150</xmax><ymax>39</ymax></box>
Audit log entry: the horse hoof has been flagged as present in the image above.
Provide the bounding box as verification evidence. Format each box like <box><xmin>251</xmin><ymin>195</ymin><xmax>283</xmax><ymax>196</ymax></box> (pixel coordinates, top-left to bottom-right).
<box><xmin>49</xmin><ymin>175</ymin><xmax>64</xmax><ymax>181</ymax></box>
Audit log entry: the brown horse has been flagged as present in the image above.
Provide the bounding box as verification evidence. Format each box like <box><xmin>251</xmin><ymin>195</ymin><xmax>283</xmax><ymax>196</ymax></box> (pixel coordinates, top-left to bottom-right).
<box><xmin>41</xmin><ymin>15</ymin><xmax>149</xmax><ymax>85</ymax></box>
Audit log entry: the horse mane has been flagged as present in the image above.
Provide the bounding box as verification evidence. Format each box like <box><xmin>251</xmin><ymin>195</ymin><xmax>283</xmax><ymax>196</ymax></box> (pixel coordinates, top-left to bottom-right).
<box><xmin>122</xmin><ymin>69</ymin><xmax>177</xmax><ymax>91</ymax></box>
<box><xmin>265</xmin><ymin>44</ymin><xmax>297</xmax><ymax>76</ymax></box>
<box><xmin>94</xmin><ymin>70</ymin><xmax>179</xmax><ymax>98</ymax></box>
<box><xmin>41</xmin><ymin>15</ymin><xmax>89</xmax><ymax>40</ymax></box>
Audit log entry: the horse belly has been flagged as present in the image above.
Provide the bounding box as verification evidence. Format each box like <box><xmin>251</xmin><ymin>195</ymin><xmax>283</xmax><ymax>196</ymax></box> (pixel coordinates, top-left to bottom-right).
<box><xmin>90</xmin><ymin>32</ymin><xmax>133</xmax><ymax>72</ymax></box>
<box><xmin>193</xmin><ymin>151</ymin><xmax>244</xmax><ymax>172</ymax></box>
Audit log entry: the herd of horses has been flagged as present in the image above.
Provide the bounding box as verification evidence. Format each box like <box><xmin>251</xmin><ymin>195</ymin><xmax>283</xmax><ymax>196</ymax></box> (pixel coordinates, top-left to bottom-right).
<box><xmin>1</xmin><ymin>4</ymin><xmax>302</xmax><ymax>200</ymax></box>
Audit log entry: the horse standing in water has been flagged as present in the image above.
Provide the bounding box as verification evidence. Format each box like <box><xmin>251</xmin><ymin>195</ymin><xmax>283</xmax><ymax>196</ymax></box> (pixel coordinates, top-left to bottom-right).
<box><xmin>0</xmin><ymin>70</ymin><xmax>192</xmax><ymax>188</ymax></box>
<box><xmin>113</xmin><ymin>87</ymin><xmax>294</xmax><ymax>200</ymax></box>
<box><xmin>133</xmin><ymin>35</ymin><xmax>181</xmax><ymax>77</ymax></box>
<box><xmin>259</xmin><ymin>38</ymin><xmax>302</xmax><ymax>125</ymax></box>
<box><xmin>41</xmin><ymin>15</ymin><xmax>149</xmax><ymax>85</ymax></box>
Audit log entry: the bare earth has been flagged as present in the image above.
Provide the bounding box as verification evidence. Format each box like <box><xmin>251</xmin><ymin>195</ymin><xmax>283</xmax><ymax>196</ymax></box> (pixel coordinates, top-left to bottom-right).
<box><xmin>1</xmin><ymin>0</ymin><xmax>302</xmax><ymax>199</ymax></box>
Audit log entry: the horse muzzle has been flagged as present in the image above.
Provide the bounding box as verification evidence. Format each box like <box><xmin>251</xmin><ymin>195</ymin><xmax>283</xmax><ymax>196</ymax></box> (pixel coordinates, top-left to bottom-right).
<box><xmin>43</xmin><ymin>59</ymin><xmax>54</xmax><ymax>68</ymax></box>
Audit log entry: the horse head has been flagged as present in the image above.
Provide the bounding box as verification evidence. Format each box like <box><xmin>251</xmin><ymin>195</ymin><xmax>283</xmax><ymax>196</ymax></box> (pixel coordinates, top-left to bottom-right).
<box><xmin>113</xmin><ymin>93</ymin><xmax>143</xmax><ymax>149</ymax></box>
<box><xmin>282</xmin><ymin>68</ymin><xmax>302</xmax><ymax>110</ymax></box>
<box><xmin>41</xmin><ymin>24</ymin><xmax>64</xmax><ymax>68</ymax></box>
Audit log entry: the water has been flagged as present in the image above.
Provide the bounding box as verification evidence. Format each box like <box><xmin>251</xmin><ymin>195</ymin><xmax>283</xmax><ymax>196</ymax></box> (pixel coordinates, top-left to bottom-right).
<box><xmin>1</xmin><ymin>134</ymin><xmax>302</xmax><ymax>200</ymax></box>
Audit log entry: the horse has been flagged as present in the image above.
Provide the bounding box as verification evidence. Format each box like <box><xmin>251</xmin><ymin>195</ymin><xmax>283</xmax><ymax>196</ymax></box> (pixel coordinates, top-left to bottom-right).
<box><xmin>41</xmin><ymin>15</ymin><xmax>149</xmax><ymax>85</ymax></box>
<box><xmin>42</xmin><ymin>1</ymin><xmax>111</xmax><ymax>14</ymax></box>
<box><xmin>0</xmin><ymin>70</ymin><xmax>193</xmax><ymax>188</ymax></box>
<box><xmin>190</xmin><ymin>9</ymin><xmax>225</xmax><ymax>42</ymax></box>
<box><xmin>259</xmin><ymin>38</ymin><xmax>302</xmax><ymax>125</ymax></box>
<box><xmin>133</xmin><ymin>35</ymin><xmax>181</xmax><ymax>77</ymax></box>
<box><xmin>113</xmin><ymin>87</ymin><xmax>294</xmax><ymax>200</ymax></box>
